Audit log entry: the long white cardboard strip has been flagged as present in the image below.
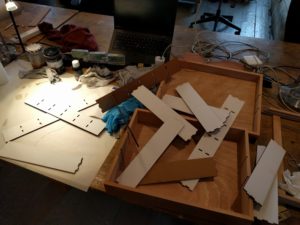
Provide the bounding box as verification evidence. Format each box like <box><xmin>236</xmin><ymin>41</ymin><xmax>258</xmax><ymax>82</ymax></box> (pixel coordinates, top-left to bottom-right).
<box><xmin>2</xmin><ymin>113</ymin><xmax>59</xmax><ymax>142</ymax></box>
<box><xmin>181</xmin><ymin>95</ymin><xmax>244</xmax><ymax>190</ymax></box>
<box><xmin>25</xmin><ymin>96</ymin><xmax>105</xmax><ymax>135</ymax></box>
<box><xmin>0</xmin><ymin>142</ymin><xmax>83</xmax><ymax>173</ymax></box>
<box><xmin>176</xmin><ymin>82</ymin><xmax>224</xmax><ymax>132</ymax></box>
<box><xmin>116</xmin><ymin>119</ymin><xmax>184</xmax><ymax>187</ymax></box>
<box><xmin>132</xmin><ymin>85</ymin><xmax>197</xmax><ymax>141</ymax></box>
<box><xmin>254</xmin><ymin>145</ymin><xmax>279</xmax><ymax>224</ymax></box>
<box><xmin>4</xmin><ymin>93</ymin><xmax>102</xmax><ymax>141</ymax></box>
<box><xmin>244</xmin><ymin>140</ymin><xmax>285</xmax><ymax>206</ymax></box>
<box><xmin>162</xmin><ymin>94</ymin><xmax>230</xmax><ymax>123</ymax></box>
<box><xmin>27</xmin><ymin>89</ymin><xmax>97</xmax><ymax>112</ymax></box>
<box><xmin>72</xmin><ymin>93</ymin><xmax>98</xmax><ymax>111</ymax></box>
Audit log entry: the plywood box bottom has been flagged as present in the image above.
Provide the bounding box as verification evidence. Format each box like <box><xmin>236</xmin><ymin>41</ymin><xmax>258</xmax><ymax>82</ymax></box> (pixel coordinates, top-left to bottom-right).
<box><xmin>156</xmin><ymin>60</ymin><xmax>262</xmax><ymax>137</ymax></box>
<box><xmin>105</xmin><ymin>109</ymin><xmax>253</xmax><ymax>225</ymax></box>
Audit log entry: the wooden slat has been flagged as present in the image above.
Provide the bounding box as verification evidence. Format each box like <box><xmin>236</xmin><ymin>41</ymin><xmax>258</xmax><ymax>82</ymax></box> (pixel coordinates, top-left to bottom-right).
<box><xmin>140</xmin><ymin>158</ymin><xmax>217</xmax><ymax>185</ymax></box>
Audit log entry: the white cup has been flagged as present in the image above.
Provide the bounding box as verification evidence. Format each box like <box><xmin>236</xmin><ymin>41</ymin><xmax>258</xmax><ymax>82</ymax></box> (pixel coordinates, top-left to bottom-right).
<box><xmin>0</xmin><ymin>62</ymin><xmax>8</xmax><ymax>86</ymax></box>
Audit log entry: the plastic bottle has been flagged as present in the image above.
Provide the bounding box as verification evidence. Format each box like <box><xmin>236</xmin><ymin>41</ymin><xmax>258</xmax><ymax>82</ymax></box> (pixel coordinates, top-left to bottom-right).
<box><xmin>72</xmin><ymin>59</ymin><xmax>83</xmax><ymax>80</ymax></box>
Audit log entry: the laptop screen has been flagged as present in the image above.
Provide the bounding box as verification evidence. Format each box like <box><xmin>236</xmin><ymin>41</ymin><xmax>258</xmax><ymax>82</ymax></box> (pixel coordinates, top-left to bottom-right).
<box><xmin>113</xmin><ymin>0</ymin><xmax>177</xmax><ymax>36</ymax></box>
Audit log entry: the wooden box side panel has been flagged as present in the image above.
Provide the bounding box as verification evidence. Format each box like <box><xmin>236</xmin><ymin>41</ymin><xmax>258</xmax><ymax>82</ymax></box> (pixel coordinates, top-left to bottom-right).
<box><xmin>273</xmin><ymin>115</ymin><xmax>300</xmax><ymax>208</ymax></box>
<box><xmin>178</xmin><ymin>60</ymin><xmax>262</xmax><ymax>83</ymax></box>
<box><xmin>235</xmin><ymin>130</ymin><xmax>253</xmax><ymax>216</ymax></box>
<box><xmin>280</xmin><ymin>117</ymin><xmax>300</xmax><ymax>172</ymax></box>
<box><xmin>104</xmin><ymin>181</ymin><xmax>253</xmax><ymax>225</ymax></box>
<box><xmin>258</xmin><ymin>113</ymin><xmax>300</xmax><ymax>208</ymax></box>
<box><xmin>253</xmin><ymin>76</ymin><xmax>263</xmax><ymax>136</ymax></box>
<box><xmin>96</xmin><ymin>63</ymin><xmax>172</xmax><ymax>112</ymax></box>
<box><xmin>164</xmin><ymin>58</ymin><xmax>182</xmax><ymax>76</ymax></box>
<box><xmin>105</xmin><ymin>109</ymin><xmax>253</xmax><ymax>223</ymax></box>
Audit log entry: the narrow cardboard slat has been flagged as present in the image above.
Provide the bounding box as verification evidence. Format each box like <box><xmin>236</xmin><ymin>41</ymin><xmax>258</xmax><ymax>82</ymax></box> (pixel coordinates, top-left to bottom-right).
<box><xmin>162</xmin><ymin>94</ymin><xmax>192</xmax><ymax>114</ymax></box>
<box><xmin>132</xmin><ymin>85</ymin><xmax>197</xmax><ymax>141</ymax></box>
<box><xmin>162</xmin><ymin>94</ymin><xmax>230</xmax><ymax>123</ymax></box>
<box><xmin>181</xmin><ymin>95</ymin><xmax>244</xmax><ymax>190</ymax></box>
<box><xmin>116</xmin><ymin>119</ymin><xmax>184</xmax><ymax>188</ymax></box>
<box><xmin>244</xmin><ymin>140</ymin><xmax>285</xmax><ymax>206</ymax></box>
<box><xmin>140</xmin><ymin>158</ymin><xmax>217</xmax><ymax>185</ymax></box>
<box><xmin>176</xmin><ymin>82</ymin><xmax>224</xmax><ymax>132</ymax></box>
<box><xmin>254</xmin><ymin>145</ymin><xmax>279</xmax><ymax>224</ymax></box>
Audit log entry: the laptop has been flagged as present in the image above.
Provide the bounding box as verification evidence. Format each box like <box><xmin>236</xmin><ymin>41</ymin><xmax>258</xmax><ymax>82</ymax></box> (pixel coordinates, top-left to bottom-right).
<box><xmin>109</xmin><ymin>0</ymin><xmax>177</xmax><ymax>65</ymax></box>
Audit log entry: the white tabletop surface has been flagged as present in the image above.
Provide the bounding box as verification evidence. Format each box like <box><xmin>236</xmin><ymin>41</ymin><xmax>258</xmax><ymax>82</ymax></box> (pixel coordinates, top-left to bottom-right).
<box><xmin>0</xmin><ymin>59</ymin><xmax>117</xmax><ymax>191</ymax></box>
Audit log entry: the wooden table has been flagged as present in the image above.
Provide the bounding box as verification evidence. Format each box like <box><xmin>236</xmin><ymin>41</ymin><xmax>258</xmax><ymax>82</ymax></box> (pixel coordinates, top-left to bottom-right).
<box><xmin>39</xmin><ymin>6</ymin><xmax>300</xmax><ymax>195</ymax></box>
<box><xmin>40</xmin><ymin>11</ymin><xmax>113</xmax><ymax>52</ymax></box>
<box><xmin>60</xmin><ymin>12</ymin><xmax>300</xmax><ymax>223</ymax></box>
<box><xmin>3</xmin><ymin>5</ymin><xmax>300</xmax><ymax>224</ymax></box>
<box><xmin>54</xmin><ymin>11</ymin><xmax>300</xmax><ymax>190</ymax></box>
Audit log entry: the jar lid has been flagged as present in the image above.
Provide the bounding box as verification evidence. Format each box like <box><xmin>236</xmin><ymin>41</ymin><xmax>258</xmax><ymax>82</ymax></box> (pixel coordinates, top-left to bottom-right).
<box><xmin>72</xmin><ymin>59</ymin><xmax>80</xmax><ymax>68</ymax></box>
<box><xmin>25</xmin><ymin>43</ymin><xmax>42</xmax><ymax>53</ymax></box>
<box><xmin>43</xmin><ymin>47</ymin><xmax>60</xmax><ymax>59</ymax></box>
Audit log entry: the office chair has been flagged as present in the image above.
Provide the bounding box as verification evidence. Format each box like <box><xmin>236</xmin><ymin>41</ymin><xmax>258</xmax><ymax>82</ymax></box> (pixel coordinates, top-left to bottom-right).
<box><xmin>189</xmin><ymin>0</ymin><xmax>241</xmax><ymax>35</ymax></box>
<box><xmin>284</xmin><ymin>0</ymin><xmax>300</xmax><ymax>43</ymax></box>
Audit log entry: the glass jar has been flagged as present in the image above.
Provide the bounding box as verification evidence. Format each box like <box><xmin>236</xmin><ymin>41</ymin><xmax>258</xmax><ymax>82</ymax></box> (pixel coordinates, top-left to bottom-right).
<box><xmin>43</xmin><ymin>47</ymin><xmax>65</xmax><ymax>75</ymax></box>
<box><xmin>25</xmin><ymin>43</ymin><xmax>45</xmax><ymax>69</ymax></box>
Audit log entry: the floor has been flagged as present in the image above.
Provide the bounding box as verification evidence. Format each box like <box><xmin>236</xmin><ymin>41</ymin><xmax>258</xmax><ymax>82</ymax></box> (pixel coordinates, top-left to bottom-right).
<box><xmin>19</xmin><ymin>0</ymin><xmax>272</xmax><ymax>39</ymax></box>
<box><xmin>176</xmin><ymin>0</ymin><xmax>272</xmax><ymax>39</ymax></box>
<box><xmin>0</xmin><ymin>160</ymin><xmax>194</xmax><ymax>225</ymax></box>
<box><xmin>1</xmin><ymin>1</ymin><xmax>273</xmax><ymax>225</ymax></box>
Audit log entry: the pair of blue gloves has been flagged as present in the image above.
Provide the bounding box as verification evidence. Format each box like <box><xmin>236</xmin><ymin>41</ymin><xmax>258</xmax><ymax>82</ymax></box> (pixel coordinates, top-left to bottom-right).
<box><xmin>102</xmin><ymin>97</ymin><xmax>143</xmax><ymax>134</ymax></box>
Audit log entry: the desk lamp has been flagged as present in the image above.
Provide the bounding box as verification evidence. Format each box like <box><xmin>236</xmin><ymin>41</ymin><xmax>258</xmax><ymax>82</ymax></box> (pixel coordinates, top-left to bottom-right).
<box><xmin>5</xmin><ymin>0</ymin><xmax>25</xmax><ymax>52</ymax></box>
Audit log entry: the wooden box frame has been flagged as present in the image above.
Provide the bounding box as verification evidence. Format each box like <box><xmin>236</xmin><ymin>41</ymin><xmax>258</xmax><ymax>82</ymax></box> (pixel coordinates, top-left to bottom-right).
<box><xmin>156</xmin><ymin>60</ymin><xmax>262</xmax><ymax>136</ymax></box>
<box><xmin>105</xmin><ymin>109</ymin><xmax>253</xmax><ymax>225</ymax></box>
<box><xmin>96</xmin><ymin>59</ymin><xmax>262</xmax><ymax>136</ymax></box>
<box><xmin>264</xmin><ymin>109</ymin><xmax>300</xmax><ymax>208</ymax></box>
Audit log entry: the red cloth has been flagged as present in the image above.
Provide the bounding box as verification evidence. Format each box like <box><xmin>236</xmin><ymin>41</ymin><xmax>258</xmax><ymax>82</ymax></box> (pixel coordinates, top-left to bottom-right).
<box><xmin>38</xmin><ymin>22</ymin><xmax>98</xmax><ymax>52</ymax></box>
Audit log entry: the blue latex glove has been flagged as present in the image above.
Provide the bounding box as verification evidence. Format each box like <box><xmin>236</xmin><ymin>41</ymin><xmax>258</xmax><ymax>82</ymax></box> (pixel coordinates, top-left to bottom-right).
<box><xmin>102</xmin><ymin>97</ymin><xmax>143</xmax><ymax>134</ymax></box>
